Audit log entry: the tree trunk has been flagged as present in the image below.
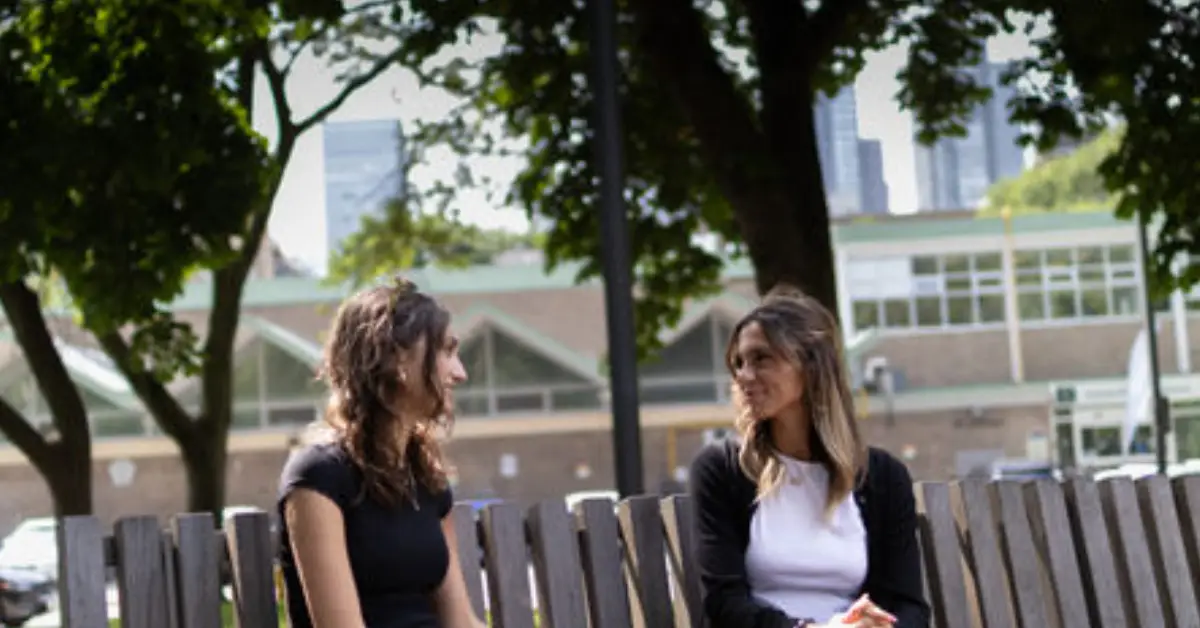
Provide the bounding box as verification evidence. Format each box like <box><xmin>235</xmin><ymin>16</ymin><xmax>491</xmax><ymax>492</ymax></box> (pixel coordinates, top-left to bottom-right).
<box><xmin>628</xmin><ymin>0</ymin><xmax>841</xmax><ymax>318</ymax></box>
<box><xmin>43</xmin><ymin>443</ymin><xmax>93</xmax><ymax>517</ymax></box>
<box><xmin>735</xmin><ymin>102</ymin><xmax>840</xmax><ymax>316</ymax></box>
<box><xmin>181</xmin><ymin>420</ymin><xmax>228</xmax><ymax>518</ymax></box>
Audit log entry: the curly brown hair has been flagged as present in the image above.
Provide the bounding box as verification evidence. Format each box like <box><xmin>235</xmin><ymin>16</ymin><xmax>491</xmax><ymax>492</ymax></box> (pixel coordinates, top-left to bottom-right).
<box><xmin>726</xmin><ymin>284</ymin><xmax>867</xmax><ymax>517</ymax></box>
<box><xmin>319</xmin><ymin>277</ymin><xmax>453</xmax><ymax>507</ymax></box>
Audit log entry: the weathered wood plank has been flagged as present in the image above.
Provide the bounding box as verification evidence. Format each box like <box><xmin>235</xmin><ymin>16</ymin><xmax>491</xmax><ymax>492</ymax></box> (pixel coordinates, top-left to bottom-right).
<box><xmin>451</xmin><ymin>503</ymin><xmax>487</xmax><ymax>619</ymax></box>
<box><xmin>528</xmin><ymin>501</ymin><xmax>588</xmax><ymax>628</ymax></box>
<box><xmin>916</xmin><ymin>483</ymin><xmax>971</xmax><ymax>628</ymax></box>
<box><xmin>1023</xmin><ymin>480</ymin><xmax>1089</xmax><ymax>628</ymax></box>
<box><xmin>58</xmin><ymin>516</ymin><xmax>109</xmax><ymax>628</ymax></box>
<box><xmin>574</xmin><ymin>499</ymin><xmax>632</xmax><ymax>628</ymax></box>
<box><xmin>661</xmin><ymin>495</ymin><xmax>704</xmax><ymax>628</ymax></box>
<box><xmin>170</xmin><ymin>513</ymin><xmax>222</xmax><ymax>628</ymax></box>
<box><xmin>480</xmin><ymin>502</ymin><xmax>536</xmax><ymax>628</ymax></box>
<box><xmin>1136</xmin><ymin>475</ymin><xmax>1200</xmax><ymax>627</ymax></box>
<box><xmin>224</xmin><ymin>511</ymin><xmax>278</xmax><ymax>628</ymax></box>
<box><xmin>112</xmin><ymin>516</ymin><xmax>171</xmax><ymax>628</ymax></box>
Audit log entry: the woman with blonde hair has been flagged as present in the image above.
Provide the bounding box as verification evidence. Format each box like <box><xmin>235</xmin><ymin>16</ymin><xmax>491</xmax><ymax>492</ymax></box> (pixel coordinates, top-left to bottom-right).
<box><xmin>689</xmin><ymin>285</ymin><xmax>929</xmax><ymax>628</ymax></box>
<box><xmin>276</xmin><ymin>278</ymin><xmax>484</xmax><ymax>628</ymax></box>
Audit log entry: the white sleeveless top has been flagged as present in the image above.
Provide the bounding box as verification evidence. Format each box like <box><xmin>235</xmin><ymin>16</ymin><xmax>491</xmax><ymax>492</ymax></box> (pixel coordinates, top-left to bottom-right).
<box><xmin>744</xmin><ymin>455</ymin><xmax>868</xmax><ymax>619</ymax></box>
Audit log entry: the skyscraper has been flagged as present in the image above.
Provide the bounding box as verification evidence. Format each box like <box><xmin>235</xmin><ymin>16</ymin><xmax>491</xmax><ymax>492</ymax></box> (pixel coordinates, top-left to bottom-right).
<box><xmin>857</xmin><ymin>139</ymin><xmax>889</xmax><ymax>215</ymax></box>
<box><xmin>322</xmin><ymin>119</ymin><xmax>405</xmax><ymax>266</ymax></box>
<box><xmin>814</xmin><ymin>88</ymin><xmax>862</xmax><ymax>217</ymax></box>
<box><xmin>913</xmin><ymin>58</ymin><xmax>1025</xmax><ymax>212</ymax></box>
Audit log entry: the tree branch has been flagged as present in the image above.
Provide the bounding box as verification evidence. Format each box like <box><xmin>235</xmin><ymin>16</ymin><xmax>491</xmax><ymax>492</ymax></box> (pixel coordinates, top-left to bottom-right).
<box><xmin>0</xmin><ymin>395</ymin><xmax>51</xmax><ymax>470</ymax></box>
<box><xmin>296</xmin><ymin>49</ymin><xmax>405</xmax><ymax>134</ymax></box>
<box><xmin>279</xmin><ymin>0</ymin><xmax>396</xmax><ymax>77</ymax></box>
<box><xmin>259</xmin><ymin>41</ymin><xmax>296</xmax><ymax>142</ymax></box>
<box><xmin>95</xmin><ymin>331</ymin><xmax>194</xmax><ymax>442</ymax></box>
<box><xmin>806</xmin><ymin>0</ymin><xmax>871</xmax><ymax>63</ymax></box>
<box><xmin>0</xmin><ymin>281</ymin><xmax>90</xmax><ymax>448</ymax></box>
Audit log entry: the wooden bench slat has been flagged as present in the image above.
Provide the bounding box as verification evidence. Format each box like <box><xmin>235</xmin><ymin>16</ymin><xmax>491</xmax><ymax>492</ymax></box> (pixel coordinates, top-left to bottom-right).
<box><xmin>1061</xmin><ymin>478</ymin><xmax>1128</xmax><ymax>627</ymax></box>
<box><xmin>113</xmin><ymin>516</ymin><xmax>171</xmax><ymax>628</ymax></box>
<box><xmin>661</xmin><ymin>495</ymin><xmax>704</xmax><ymax>628</ymax></box>
<box><xmin>481</xmin><ymin>502</ymin><xmax>537</xmax><ymax>628</ymax></box>
<box><xmin>451</xmin><ymin>503</ymin><xmax>487</xmax><ymax>619</ymax></box>
<box><xmin>224</xmin><ymin>511</ymin><xmax>278</xmax><ymax>628</ymax></box>
<box><xmin>1099</xmin><ymin>477</ymin><xmax>1164</xmax><ymax>627</ymax></box>
<box><xmin>59</xmin><ymin>516</ymin><xmax>110</xmax><ymax>628</ymax></box>
<box><xmin>992</xmin><ymin>481</ymin><xmax>1052</xmax><ymax>626</ymax></box>
<box><xmin>574</xmin><ymin>499</ymin><xmax>633</xmax><ymax>628</ymax></box>
<box><xmin>1136</xmin><ymin>475</ymin><xmax>1200</xmax><ymax>627</ymax></box>
<box><xmin>916</xmin><ymin>483</ymin><xmax>971</xmax><ymax>628</ymax></box>
<box><xmin>618</xmin><ymin>496</ymin><xmax>675</xmax><ymax>628</ymax></box>
<box><xmin>1023</xmin><ymin>480</ymin><xmax>1090</xmax><ymax>627</ymax></box>
<box><xmin>958</xmin><ymin>479</ymin><xmax>1015</xmax><ymax>628</ymax></box>
<box><xmin>528</xmin><ymin>501</ymin><xmax>589</xmax><ymax>628</ymax></box>
<box><xmin>170</xmin><ymin>513</ymin><xmax>222</xmax><ymax>628</ymax></box>
<box><xmin>1174</xmin><ymin>475</ymin><xmax>1200</xmax><ymax>609</ymax></box>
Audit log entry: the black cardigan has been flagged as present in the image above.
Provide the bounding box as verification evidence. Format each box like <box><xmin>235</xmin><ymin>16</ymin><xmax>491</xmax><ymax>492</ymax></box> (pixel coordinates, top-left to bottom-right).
<box><xmin>689</xmin><ymin>439</ymin><xmax>930</xmax><ymax>628</ymax></box>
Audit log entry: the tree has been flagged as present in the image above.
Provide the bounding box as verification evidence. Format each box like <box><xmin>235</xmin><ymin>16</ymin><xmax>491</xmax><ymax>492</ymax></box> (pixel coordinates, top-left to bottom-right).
<box><xmin>984</xmin><ymin>129</ymin><xmax>1119</xmax><ymax>214</ymax></box>
<box><xmin>80</xmin><ymin>0</ymin><xmax>456</xmax><ymax>516</ymax></box>
<box><xmin>329</xmin><ymin>1</ymin><xmax>1200</xmax><ymax>354</ymax></box>
<box><xmin>329</xmin><ymin>200</ymin><xmax>544</xmax><ymax>283</ymax></box>
<box><xmin>0</xmin><ymin>0</ymin><xmax>268</xmax><ymax>515</ymax></box>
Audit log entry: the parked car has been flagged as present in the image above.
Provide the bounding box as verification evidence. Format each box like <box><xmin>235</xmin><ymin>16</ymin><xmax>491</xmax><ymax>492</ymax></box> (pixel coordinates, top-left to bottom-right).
<box><xmin>0</xmin><ymin>567</ymin><xmax>54</xmax><ymax>627</ymax></box>
<box><xmin>0</xmin><ymin>518</ymin><xmax>58</xmax><ymax>583</ymax></box>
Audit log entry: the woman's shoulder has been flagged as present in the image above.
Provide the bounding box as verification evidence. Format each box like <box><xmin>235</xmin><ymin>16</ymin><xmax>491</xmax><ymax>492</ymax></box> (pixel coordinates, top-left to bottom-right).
<box><xmin>279</xmin><ymin>441</ymin><xmax>358</xmax><ymax>504</ymax></box>
<box><xmin>690</xmin><ymin>437</ymin><xmax>740</xmax><ymax>476</ymax></box>
<box><xmin>864</xmin><ymin>446</ymin><xmax>915</xmax><ymax>487</ymax></box>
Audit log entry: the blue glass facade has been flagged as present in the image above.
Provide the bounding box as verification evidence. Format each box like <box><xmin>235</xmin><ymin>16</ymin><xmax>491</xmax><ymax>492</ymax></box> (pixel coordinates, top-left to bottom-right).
<box><xmin>322</xmin><ymin>119</ymin><xmax>405</xmax><ymax>264</ymax></box>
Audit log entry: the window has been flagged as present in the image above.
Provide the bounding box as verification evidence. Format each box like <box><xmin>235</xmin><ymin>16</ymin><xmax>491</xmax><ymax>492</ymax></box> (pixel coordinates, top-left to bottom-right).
<box><xmin>1015</xmin><ymin>244</ymin><xmax>1140</xmax><ymax>322</ymax></box>
<box><xmin>455</xmin><ymin>326</ymin><xmax>602</xmax><ymax>416</ymax></box>
<box><xmin>641</xmin><ymin>316</ymin><xmax>732</xmax><ymax>404</ymax></box>
<box><xmin>849</xmin><ymin>251</ymin><xmax>1007</xmax><ymax>332</ymax></box>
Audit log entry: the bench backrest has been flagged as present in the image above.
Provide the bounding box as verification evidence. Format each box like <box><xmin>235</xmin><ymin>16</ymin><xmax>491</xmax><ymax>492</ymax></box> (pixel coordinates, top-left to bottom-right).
<box><xmin>57</xmin><ymin>511</ymin><xmax>278</xmax><ymax>628</ymax></box>
<box><xmin>57</xmin><ymin>475</ymin><xmax>1200</xmax><ymax>628</ymax></box>
<box><xmin>658</xmin><ymin>475</ymin><xmax>1200</xmax><ymax>628</ymax></box>
<box><xmin>912</xmin><ymin>475</ymin><xmax>1200</xmax><ymax>628</ymax></box>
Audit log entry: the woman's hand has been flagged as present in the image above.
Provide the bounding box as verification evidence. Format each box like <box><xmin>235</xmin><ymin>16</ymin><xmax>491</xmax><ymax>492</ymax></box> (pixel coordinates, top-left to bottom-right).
<box><xmin>815</xmin><ymin>594</ymin><xmax>896</xmax><ymax>627</ymax></box>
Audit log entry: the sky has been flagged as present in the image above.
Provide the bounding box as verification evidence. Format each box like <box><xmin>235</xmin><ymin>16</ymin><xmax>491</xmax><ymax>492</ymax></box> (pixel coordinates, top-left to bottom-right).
<box><xmin>259</xmin><ymin>28</ymin><xmax>1036</xmax><ymax>274</ymax></box>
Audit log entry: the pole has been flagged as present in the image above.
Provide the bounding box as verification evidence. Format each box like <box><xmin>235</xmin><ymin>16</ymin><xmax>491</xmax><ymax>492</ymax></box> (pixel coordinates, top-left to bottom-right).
<box><xmin>587</xmin><ymin>0</ymin><xmax>644</xmax><ymax>496</ymax></box>
<box><xmin>1136</xmin><ymin>213</ymin><xmax>1168</xmax><ymax>474</ymax></box>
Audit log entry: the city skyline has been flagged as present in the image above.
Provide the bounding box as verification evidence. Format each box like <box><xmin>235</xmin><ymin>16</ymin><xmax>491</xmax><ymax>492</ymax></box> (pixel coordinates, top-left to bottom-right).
<box><xmin>259</xmin><ymin>35</ymin><xmax>1036</xmax><ymax>272</ymax></box>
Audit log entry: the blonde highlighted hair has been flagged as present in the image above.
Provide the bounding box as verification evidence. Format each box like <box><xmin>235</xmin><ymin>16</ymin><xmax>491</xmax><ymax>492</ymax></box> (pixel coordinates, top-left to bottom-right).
<box><xmin>727</xmin><ymin>285</ymin><xmax>867</xmax><ymax>517</ymax></box>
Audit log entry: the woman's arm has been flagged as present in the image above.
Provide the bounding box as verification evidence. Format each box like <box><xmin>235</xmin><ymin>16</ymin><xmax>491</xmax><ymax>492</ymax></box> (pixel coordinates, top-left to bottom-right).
<box><xmin>690</xmin><ymin>445</ymin><xmax>795</xmax><ymax>628</ymax></box>
<box><xmin>869</xmin><ymin>456</ymin><xmax>930</xmax><ymax>628</ymax></box>
<box><xmin>434</xmin><ymin>511</ymin><xmax>486</xmax><ymax>628</ymax></box>
<box><xmin>284</xmin><ymin>489</ymin><xmax>366</xmax><ymax>628</ymax></box>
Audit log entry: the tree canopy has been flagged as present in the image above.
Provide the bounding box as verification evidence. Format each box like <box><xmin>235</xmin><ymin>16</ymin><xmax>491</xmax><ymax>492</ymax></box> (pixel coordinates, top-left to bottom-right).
<box><xmin>985</xmin><ymin>130</ymin><xmax>1119</xmax><ymax>214</ymax></box>
<box><xmin>0</xmin><ymin>0</ymin><xmax>269</xmax><ymax>514</ymax></box>
<box><xmin>328</xmin><ymin>0</ymin><xmax>1200</xmax><ymax>356</ymax></box>
<box><xmin>0</xmin><ymin>0</ymin><xmax>433</xmax><ymax>516</ymax></box>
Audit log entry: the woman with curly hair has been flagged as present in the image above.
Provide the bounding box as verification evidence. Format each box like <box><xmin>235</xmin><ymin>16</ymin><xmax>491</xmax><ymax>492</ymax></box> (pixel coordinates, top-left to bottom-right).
<box><xmin>277</xmin><ymin>278</ymin><xmax>482</xmax><ymax>628</ymax></box>
<box><xmin>689</xmin><ymin>286</ymin><xmax>929</xmax><ymax>628</ymax></box>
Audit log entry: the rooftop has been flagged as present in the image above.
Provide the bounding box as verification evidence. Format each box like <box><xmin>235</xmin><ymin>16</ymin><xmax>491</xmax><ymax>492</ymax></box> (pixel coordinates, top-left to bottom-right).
<box><xmin>173</xmin><ymin>209</ymin><xmax>1134</xmax><ymax>310</ymax></box>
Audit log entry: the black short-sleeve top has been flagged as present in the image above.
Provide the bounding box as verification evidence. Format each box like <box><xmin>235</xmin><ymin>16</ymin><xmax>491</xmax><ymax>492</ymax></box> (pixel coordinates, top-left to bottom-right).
<box><xmin>277</xmin><ymin>442</ymin><xmax>454</xmax><ymax>628</ymax></box>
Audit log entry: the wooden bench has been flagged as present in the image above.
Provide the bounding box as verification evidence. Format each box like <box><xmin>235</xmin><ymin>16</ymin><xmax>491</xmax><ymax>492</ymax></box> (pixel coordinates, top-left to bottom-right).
<box><xmin>54</xmin><ymin>475</ymin><xmax>1200</xmax><ymax>628</ymax></box>
<box><xmin>56</xmin><ymin>511</ymin><xmax>278</xmax><ymax>628</ymax></box>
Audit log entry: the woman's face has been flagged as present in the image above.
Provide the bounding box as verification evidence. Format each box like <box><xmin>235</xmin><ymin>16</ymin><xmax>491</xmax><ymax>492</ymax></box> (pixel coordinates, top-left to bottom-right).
<box><xmin>730</xmin><ymin>321</ymin><xmax>803</xmax><ymax>421</ymax></box>
<box><xmin>400</xmin><ymin>331</ymin><xmax>468</xmax><ymax>415</ymax></box>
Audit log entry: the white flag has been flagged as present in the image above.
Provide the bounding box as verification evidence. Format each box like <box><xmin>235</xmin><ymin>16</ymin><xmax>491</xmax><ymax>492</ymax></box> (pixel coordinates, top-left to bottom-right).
<box><xmin>1123</xmin><ymin>327</ymin><xmax>1154</xmax><ymax>454</ymax></box>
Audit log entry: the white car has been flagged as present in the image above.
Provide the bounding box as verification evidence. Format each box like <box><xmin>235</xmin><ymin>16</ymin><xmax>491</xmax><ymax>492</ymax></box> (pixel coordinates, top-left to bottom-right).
<box><xmin>0</xmin><ymin>518</ymin><xmax>59</xmax><ymax>582</ymax></box>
